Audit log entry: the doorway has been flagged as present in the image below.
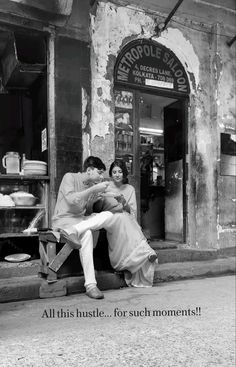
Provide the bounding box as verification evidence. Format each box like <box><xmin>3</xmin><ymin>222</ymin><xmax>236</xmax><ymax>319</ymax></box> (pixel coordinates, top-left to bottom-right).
<box><xmin>139</xmin><ymin>92</ymin><xmax>187</xmax><ymax>243</ymax></box>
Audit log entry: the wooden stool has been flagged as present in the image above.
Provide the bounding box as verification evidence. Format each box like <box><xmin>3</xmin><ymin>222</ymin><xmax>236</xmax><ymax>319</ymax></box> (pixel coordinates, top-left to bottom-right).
<box><xmin>39</xmin><ymin>230</ymin><xmax>73</xmax><ymax>298</ymax></box>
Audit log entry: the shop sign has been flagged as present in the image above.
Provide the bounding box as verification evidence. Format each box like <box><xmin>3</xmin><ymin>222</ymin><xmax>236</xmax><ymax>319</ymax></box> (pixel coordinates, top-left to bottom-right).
<box><xmin>114</xmin><ymin>39</ymin><xmax>190</xmax><ymax>94</ymax></box>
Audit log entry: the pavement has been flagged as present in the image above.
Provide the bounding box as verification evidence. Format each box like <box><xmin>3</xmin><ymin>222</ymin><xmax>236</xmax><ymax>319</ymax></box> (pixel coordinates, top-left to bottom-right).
<box><xmin>0</xmin><ymin>275</ymin><xmax>235</xmax><ymax>367</ymax></box>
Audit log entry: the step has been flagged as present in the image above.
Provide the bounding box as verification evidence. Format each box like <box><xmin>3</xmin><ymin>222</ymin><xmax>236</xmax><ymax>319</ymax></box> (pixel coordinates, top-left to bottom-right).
<box><xmin>150</xmin><ymin>240</ymin><xmax>179</xmax><ymax>250</ymax></box>
<box><xmin>154</xmin><ymin>245</ymin><xmax>236</xmax><ymax>264</ymax></box>
<box><xmin>153</xmin><ymin>257</ymin><xmax>236</xmax><ymax>284</ymax></box>
<box><xmin>0</xmin><ymin>271</ymin><xmax>125</xmax><ymax>303</ymax></box>
<box><xmin>0</xmin><ymin>257</ymin><xmax>235</xmax><ymax>303</ymax></box>
<box><xmin>0</xmin><ymin>246</ymin><xmax>235</xmax><ymax>279</ymax></box>
<box><xmin>0</xmin><ymin>259</ymin><xmax>40</xmax><ymax>279</ymax></box>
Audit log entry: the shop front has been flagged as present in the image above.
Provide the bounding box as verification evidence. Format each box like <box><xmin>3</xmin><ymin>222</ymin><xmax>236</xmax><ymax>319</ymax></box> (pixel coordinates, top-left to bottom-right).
<box><xmin>89</xmin><ymin>1</ymin><xmax>236</xmax><ymax>250</ymax></box>
<box><xmin>113</xmin><ymin>39</ymin><xmax>190</xmax><ymax>243</ymax></box>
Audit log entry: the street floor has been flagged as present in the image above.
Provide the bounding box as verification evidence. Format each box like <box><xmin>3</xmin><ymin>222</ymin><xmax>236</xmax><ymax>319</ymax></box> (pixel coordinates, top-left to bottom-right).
<box><xmin>0</xmin><ymin>275</ymin><xmax>235</xmax><ymax>367</ymax></box>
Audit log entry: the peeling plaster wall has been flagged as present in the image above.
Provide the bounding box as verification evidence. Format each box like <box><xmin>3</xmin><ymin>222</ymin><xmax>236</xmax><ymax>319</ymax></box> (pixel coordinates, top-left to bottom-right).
<box><xmin>90</xmin><ymin>2</ymin><xmax>156</xmax><ymax>171</ymax></box>
<box><xmin>90</xmin><ymin>1</ymin><xmax>236</xmax><ymax>248</ymax></box>
<box><xmin>216</xmin><ymin>24</ymin><xmax>236</xmax><ymax>248</ymax></box>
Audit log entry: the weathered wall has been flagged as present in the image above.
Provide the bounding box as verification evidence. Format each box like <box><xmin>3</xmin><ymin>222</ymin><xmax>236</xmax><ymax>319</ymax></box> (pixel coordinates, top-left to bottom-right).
<box><xmin>216</xmin><ymin>24</ymin><xmax>236</xmax><ymax>248</ymax></box>
<box><xmin>55</xmin><ymin>36</ymin><xmax>90</xmax><ymax>192</ymax></box>
<box><xmin>90</xmin><ymin>1</ymin><xmax>236</xmax><ymax>248</ymax></box>
<box><xmin>0</xmin><ymin>0</ymin><xmax>90</xmax><ymax>41</ymax></box>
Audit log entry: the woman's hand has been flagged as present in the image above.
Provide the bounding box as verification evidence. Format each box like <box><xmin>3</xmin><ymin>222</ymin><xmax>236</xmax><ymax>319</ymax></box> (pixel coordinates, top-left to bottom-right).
<box><xmin>115</xmin><ymin>194</ymin><xmax>125</xmax><ymax>206</ymax></box>
<box><xmin>115</xmin><ymin>194</ymin><xmax>130</xmax><ymax>212</ymax></box>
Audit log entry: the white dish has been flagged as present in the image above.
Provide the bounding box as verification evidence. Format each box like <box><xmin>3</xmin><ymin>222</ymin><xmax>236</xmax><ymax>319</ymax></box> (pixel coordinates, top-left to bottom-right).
<box><xmin>4</xmin><ymin>253</ymin><xmax>31</xmax><ymax>262</ymax></box>
<box><xmin>23</xmin><ymin>160</ymin><xmax>47</xmax><ymax>175</ymax></box>
<box><xmin>24</xmin><ymin>160</ymin><xmax>47</xmax><ymax>165</ymax></box>
<box><xmin>102</xmin><ymin>192</ymin><xmax>120</xmax><ymax>197</ymax></box>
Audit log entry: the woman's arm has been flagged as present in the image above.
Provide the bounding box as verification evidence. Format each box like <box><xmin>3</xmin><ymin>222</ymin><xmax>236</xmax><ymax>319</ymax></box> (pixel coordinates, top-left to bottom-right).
<box><xmin>125</xmin><ymin>185</ymin><xmax>137</xmax><ymax>218</ymax></box>
<box><xmin>116</xmin><ymin>185</ymin><xmax>137</xmax><ymax>218</ymax></box>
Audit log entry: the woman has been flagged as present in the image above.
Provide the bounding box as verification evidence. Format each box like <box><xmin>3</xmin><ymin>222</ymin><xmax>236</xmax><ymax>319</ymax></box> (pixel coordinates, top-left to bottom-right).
<box><xmin>104</xmin><ymin>159</ymin><xmax>158</xmax><ymax>287</ymax></box>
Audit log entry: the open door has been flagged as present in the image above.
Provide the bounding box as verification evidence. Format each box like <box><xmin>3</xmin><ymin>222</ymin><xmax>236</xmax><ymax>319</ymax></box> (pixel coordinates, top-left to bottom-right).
<box><xmin>164</xmin><ymin>100</ymin><xmax>185</xmax><ymax>242</ymax></box>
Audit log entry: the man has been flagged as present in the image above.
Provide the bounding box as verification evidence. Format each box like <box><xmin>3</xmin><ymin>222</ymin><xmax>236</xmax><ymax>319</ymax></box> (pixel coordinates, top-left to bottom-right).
<box><xmin>52</xmin><ymin>156</ymin><xmax>114</xmax><ymax>300</ymax></box>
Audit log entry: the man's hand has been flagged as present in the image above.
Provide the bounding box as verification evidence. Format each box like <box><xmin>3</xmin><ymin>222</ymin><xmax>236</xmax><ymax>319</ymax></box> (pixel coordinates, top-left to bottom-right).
<box><xmin>92</xmin><ymin>181</ymin><xmax>110</xmax><ymax>194</ymax></box>
<box><xmin>88</xmin><ymin>192</ymin><xmax>102</xmax><ymax>205</ymax></box>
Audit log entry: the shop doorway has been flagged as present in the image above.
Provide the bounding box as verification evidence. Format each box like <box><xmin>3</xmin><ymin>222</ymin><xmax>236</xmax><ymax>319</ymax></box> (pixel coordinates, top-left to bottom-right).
<box><xmin>113</xmin><ymin>38</ymin><xmax>190</xmax><ymax>243</ymax></box>
<box><xmin>139</xmin><ymin>93</ymin><xmax>187</xmax><ymax>242</ymax></box>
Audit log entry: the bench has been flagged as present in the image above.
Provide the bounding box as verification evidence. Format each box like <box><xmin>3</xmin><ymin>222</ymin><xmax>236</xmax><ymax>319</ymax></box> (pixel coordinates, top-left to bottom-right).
<box><xmin>39</xmin><ymin>230</ymin><xmax>74</xmax><ymax>297</ymax></box>
<box><xmin>38</xmin><ymin>229</ymin><xmax>112</xmax><ymax>298</ymax></box>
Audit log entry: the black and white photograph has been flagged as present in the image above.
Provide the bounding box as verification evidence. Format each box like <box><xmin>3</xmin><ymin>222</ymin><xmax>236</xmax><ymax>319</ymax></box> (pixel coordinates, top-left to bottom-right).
<box><xmin>0</xmin><ymin>1</ymin><xmax>235</xmax><ymax>366</ymax></box>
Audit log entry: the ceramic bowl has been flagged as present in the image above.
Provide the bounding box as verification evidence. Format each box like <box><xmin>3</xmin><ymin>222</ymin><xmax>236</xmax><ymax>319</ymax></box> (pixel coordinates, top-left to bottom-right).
<box><xmin>10</xmin><ymin>191</ymin><xmax>37</xmax><ymax>206</ymax></box>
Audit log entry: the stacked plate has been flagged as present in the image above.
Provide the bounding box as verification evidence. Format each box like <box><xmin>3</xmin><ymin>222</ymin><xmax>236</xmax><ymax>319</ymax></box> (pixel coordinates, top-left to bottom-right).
<box><xmin>23</xmin><ymin>160</ymin><xmax>47</xmax><ymax>175</ymax></box>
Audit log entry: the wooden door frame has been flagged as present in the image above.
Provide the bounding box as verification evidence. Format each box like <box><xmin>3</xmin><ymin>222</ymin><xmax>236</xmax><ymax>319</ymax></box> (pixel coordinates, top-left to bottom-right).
<box><xmin>163</xmin><ymin>98</ymin><xmax>189</xmax><ymax>242</ymax></box>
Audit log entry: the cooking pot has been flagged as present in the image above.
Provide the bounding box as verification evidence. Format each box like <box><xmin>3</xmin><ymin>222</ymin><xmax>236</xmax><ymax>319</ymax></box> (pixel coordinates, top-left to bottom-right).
<box><xmin>2</xmin><ymin>152</ymin><xmax>20</xmax><ymax>174</ymax></box>
<box><xmin>10</xmin><ymin>191</ymin><xmax>37</xmax><ymax>206</ymax></box>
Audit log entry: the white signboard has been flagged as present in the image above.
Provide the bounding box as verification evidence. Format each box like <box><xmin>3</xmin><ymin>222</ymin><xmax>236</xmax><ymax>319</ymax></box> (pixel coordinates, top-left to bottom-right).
<box><xmin>145</xmin><ymin>79</ymin><xmax>174</xmax><ymax>89</ymax></box>
<box><xmin>41</xmin><ymin>128</ymin><xmax>47</xmax><ymax>152</ymax></box>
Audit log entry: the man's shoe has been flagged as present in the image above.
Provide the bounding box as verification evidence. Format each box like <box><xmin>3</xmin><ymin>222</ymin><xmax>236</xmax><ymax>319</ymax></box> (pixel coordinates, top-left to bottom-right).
<box><xmin>86</xmin><ymin>286</ymin><xmax>104</xmax><ymax>299</ymax></box>
<box><xmin>60</xmin><ymin>230</ymin><xmax>81</xmax><ymax>250</ymax></box>
<box><xmin>148</xmin><ymin>253</ymin><xmax>158</xmax><ymax>263</ymax></box>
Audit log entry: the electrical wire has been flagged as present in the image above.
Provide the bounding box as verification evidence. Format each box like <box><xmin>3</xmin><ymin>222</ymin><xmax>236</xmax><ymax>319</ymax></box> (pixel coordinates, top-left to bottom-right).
<box><xmin>57</xmin><ymin>1</ymin><xmax>235</xmax><ymax>40</ymax></box>
<box><xmin>170</xmin><ymin>17</ymin><xmax>235</xmax><ymax>38</ymax></box>
<box><xmin>110</xmin><ymin>1</ymin><xmax>235</xmax><ymax>39</ymax></box>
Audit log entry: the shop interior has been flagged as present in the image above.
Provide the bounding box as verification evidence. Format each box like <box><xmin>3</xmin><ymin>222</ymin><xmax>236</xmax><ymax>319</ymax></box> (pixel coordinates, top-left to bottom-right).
<box><xmin>0</xmin><ymin>30</ymin><xmax>47</xmax><ymax>166</ymax></box>
<box><xmin>139</xmin><ymin>92</ymin><xmax>184</xmax><ymax>242</ymax></box>
<box><xmin>0</xmin><ymin>29</ymin><xmax>47</xmax><ymax>260</ymax></box>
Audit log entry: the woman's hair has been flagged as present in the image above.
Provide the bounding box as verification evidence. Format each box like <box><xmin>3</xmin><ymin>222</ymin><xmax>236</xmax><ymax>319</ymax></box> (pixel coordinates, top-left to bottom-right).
<box><xmin>109</xmin><ymin>160</ymin><xmax>129</xmax><ymax>184</ymax></box>
<box><xmin>83</xmin><ymin>156</ymin><xmax>106</xmax><ymax>171</ymax></box>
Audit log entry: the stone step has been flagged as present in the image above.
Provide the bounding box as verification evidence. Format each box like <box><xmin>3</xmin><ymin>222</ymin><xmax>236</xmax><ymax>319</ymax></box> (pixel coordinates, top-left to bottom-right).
<box><xmin>153</xmin><ymin>257</ymin><xmax>236</xmax><ymax>284</ymax></box>
<box><xmin>0</xmin><ymin>259</ymin><xmax>40</xmax><ymax>279</ymax></box>
<box><xmin>152</xmin><ymin>244</ymin><xmax>236</xmax><ymax>264</ymax></box>
<box><xmin>0</xmin><ymin>246</ymin><xmax>235</xmax><ymax>279</ymax></box>
<box><xmin>0</xmin><ymin>271</ymin><xmax>125</xmax><ymax>303</ymax></box>
<box><xmin>156</xmin><ymin>247</ymin><xmax>236</xmax><ymax>264</ymax></box>
<box><xmin>0</xmin><ymin>257</ymin><xmax>235</xmax><ymax>303</ymax></box>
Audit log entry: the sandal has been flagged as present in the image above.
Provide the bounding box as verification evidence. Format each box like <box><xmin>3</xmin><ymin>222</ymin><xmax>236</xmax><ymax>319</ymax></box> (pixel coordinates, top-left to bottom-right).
<box><xmin>148</xmin><ymin>253</ymin><xmax>158</xmax><ymax>263</ymax></box>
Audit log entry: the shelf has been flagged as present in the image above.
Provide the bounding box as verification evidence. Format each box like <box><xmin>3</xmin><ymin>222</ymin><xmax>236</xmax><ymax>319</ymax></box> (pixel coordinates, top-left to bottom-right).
<box><xmin>115</xmin><ymin>151</ymin><xmax>133</xmax><ymax>155</ymax></box>
<box><xmin>115</xmin><ymin>126</ymin><xmax>133</xmax><ymax>131</ymax></box>
<box><xmin>0</xmin><ymin>175</ymin><xmax>49</xmax><ymax>181</ymax></box>
<box><xmin>0</xmin><ymin>206</ymin><xmax>45</xmax><ymax>210</ymax></box>
<box><xmin>0</xmin><ymin>233</ymin><xmax>39</xmax><ymax>238</ymax></box>
<box><xmin>115</xmin><ymin>106</ymin><xmax>133</xmax><ymax>111</ymax></box>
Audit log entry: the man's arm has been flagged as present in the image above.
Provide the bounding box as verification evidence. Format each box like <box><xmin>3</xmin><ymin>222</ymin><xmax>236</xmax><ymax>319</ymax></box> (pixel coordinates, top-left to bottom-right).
<box><xmin>61</xmin><ymin>173</ymin><xmax>109</xmax><ymax>212</ymax></box>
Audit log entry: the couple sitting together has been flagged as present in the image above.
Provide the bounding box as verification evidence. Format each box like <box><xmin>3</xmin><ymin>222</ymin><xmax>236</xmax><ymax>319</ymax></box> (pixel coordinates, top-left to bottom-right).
<box><xmin>52</xmin><ymin>156</ymin><xmax>158</xmax><ymax>300</ymax></box>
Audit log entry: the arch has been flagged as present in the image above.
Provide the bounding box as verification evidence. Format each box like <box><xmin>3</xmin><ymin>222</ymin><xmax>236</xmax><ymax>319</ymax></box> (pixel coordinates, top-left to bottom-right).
<box><xmin>114</xmin><ymin>39</ymin><xmax>190</xmax><ymax>95</ymax></box>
